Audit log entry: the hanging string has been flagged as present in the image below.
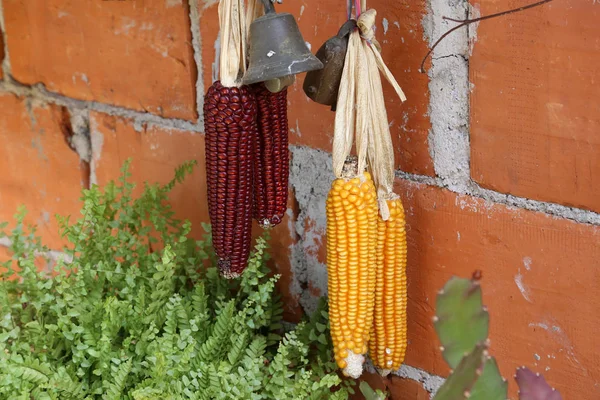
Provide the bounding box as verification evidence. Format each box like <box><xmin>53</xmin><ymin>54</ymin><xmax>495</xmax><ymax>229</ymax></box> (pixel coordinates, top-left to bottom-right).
<box><xmin>332</xmin><ymin>0</ymin><xmax>407</xmax><ymax>219</ymax></box>
<box><xmin>359</xmin><ymin>8</ymin><xmax>406</xmax><ymax>219</ymax></box>
<box><xmin>347</xmin><ymin>0</ymin><xmax>353</xmax><ymax>20</ymax></box>
<box><xmin>357</xmin><ymin>10</ymin><xmax>405</xmax><ymax>102</ymax></box>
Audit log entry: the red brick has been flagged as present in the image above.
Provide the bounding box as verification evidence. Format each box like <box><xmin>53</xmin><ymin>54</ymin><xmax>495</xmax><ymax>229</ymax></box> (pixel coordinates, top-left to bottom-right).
<box><xmin>350</xmin><ymin>373</ymin><xmax>430</xmax><ymax>400</ymax></box>
<box><xmin>368</xmin><ymin>0</ymin><xmax>434</xmax><ymax>176</ymax></box>
<box><xmin>394</xmin><ymin>179</ymin><xmax>600</xmax><ymax>399</ymax></box>
<box><xmin>90</xmin><ymin>112</ymin><xmax>207</xmax><ymax>238</ymax></box>
<box><xmin>199</xmin><ymin>3</ymin><xmax>219</xmax><ymax>95</ymax></box>
<box><xmin>259</xmin><ymin>191</ymin><xmax>304</xmax><ymax>322</ymax></box>
<box><xmin>388</xmin><ymin>376</ymin><xmax>429</xmax><ymax>400</ymax></box>
<box><xmin>470</xmin><ymin>0</ymin><xmax>600</xmax><ymax>212</ymax></box>
<box><xmin>4</xmin><ymin>0</ymin><xmax>197</xmax><ymax>121</ymax></box>
<box><xmin>0</xmin><ymin>94</ymin><xmax>85</xmax><ymax>249</ymax></box>
<box><xmin>199</xmin><ymin>0</ymin><xmax>434</xmax><ymax>175</ymax></box>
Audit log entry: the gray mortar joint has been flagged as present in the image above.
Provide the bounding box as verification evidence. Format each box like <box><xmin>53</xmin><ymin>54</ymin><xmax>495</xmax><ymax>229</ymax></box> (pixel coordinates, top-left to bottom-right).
<box><xmin>288</xmin><ymin>146</ymin><xmax>332</xmax><ymax>315</ymax></box>
<box><xmin>0</xmin><ymin>76</ymin><xmax>203</xmax><ymax>133</ymax></box>
<box><xmin>364</xmin><ymin>359</ymin><xmax>445</xmax><ymax>398</ymax></box>
<box><xmin>394</xmin><ymin>169</ymin><xmax>600</xmax><ymax>226</ymax></box>
<box><xmin>188</xmin><ymin>0</ymin><xmax>205</xmax><ymax>126</ymax></box>
<box><xmin>423</xmin><ymin>0</ymin><xmax>471</xmax><ymax>194</ymax></box>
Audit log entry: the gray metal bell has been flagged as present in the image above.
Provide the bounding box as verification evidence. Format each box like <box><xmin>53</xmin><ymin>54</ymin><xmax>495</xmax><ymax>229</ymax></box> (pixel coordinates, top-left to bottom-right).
<box><xmin>243</xmin><ymin>0</ymin><xmax>323</xmax><ymax>85</ymax></box>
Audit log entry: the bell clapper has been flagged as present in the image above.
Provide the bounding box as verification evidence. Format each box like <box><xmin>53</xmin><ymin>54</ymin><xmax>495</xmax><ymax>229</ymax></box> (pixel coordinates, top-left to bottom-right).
<box><xmin>265</xmin><ymin>75</ymin><xmax>296</xmax><ymax>93</ymax></box>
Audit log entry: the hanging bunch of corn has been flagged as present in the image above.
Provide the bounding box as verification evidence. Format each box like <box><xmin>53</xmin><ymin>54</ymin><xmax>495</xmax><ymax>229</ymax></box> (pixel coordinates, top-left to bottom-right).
<box><xmin>321</xmin><ymin>0</ymin><xmax>408</xmax><ymax>378</ymax></box>
<box><xmin>245</xmin><ymin>0</ymin><xmax>317</xmax><ymax>229</ymax></box>
<box><xmin>326</xmin><ymin>156</ymin><xmax>378</xmax><ymax>379</ymax></box>
<box><xmin>251</xmin><ymin>82</ymin><xmax>290</xmax><ymax>228</ymax></box>
<box><xmin>356</xmin><ymin>8</ymin><xmax>409</xmax><ymax>376</ymax></box>
<box><xmin>325</xmin><ymin>24</ymin><xmax>376</xmax><ymax>378</ymax></box>
<box><xmin>204</xmin><ymin>0</ymin><xmax>256</xmax><ymax>279</ymax></box>
<box><xmin>205</xmin><ymin>0</ymin><xmax>321</xmax><ymax>277</ymax></box>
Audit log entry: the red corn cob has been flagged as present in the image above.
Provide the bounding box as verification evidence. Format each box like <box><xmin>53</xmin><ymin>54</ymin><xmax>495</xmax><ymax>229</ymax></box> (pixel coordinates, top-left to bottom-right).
<box><xmin>204</xmin><ymin>80</ymin><xmax>257</xmax><ymax>278</ymax></box>
<box><xmin>252</xmin><ymin>83</ymin><xmax>289</xmax><ymax>228</ymax></box>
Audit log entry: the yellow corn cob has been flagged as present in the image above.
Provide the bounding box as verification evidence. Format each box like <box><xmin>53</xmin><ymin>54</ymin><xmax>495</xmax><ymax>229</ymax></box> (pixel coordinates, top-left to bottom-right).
<box><xmin>369</xmin><ymin>196</ymin><xmax>408</xmax><ymax>374</ymax></box>
<box><xmin>326</xmin><ymin>160</ymin><xmax>378</xmax><ymax>378</ymax></box>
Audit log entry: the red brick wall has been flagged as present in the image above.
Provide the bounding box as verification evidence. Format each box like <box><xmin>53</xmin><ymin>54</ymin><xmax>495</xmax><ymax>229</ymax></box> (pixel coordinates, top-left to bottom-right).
<box><xmin>470</xmin><ymin>0</ymin><xmax>600</xmax><ymax>213</ymax></box>
<box><xmin>0</xmin><ymin>1</ymin><xmax>599</xmax><ymax>399</ymax></box>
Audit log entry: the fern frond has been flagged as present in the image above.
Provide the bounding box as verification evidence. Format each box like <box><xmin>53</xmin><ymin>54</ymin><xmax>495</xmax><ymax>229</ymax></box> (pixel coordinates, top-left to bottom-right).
<box><xmin>191</xmin><ymin>282</ymin><xmax>208</xmax><ymax>319</ymax></box>
<box><xmin>206</xmin><ymin>363</ymin><xmax>220</xmax><ymax>397</ymax></box>
<box><xmin>244</xmin><ymin>336</ymin><xmax>267</xmax><ymax>363</ymax></box>
<box><xmin>104</xmin><ymin>359</ymin><xmax>132</xmax><ymax>400</ymax></box>
<box><xmin>145</xmin><ymin>247</ymin><xmax>176</xmax><ymax>326</ymax></box>
<box><xmin>13</xmin><ymin>358</ymin><xmax>53</xmax><ymax>386</ymax></box>
<box><xmin>226</xmin><ymin>331</ymin><xmax>248</xmax><ymax>367</ymax></box>
<box><xmin>132</xmin><ymin>386</ymin><xmax>169</xmax><ymax>400</ymax></box>
<box><xmin>163</xmin><ymin>295</ymin><xmax>181</xmax><ymax>341</ymax></box>
<box><xmin>196</xmin><ymin>300</ymin><xmax>235</xmax><ymax>363</ymax></box>
<box><xmin>162</xmin><ymin>160</ymin><xmax>197</xmax><ymax>193</ymax></box>
<box><xmin>37</xmin><ymin>368</ymin><xmax>87</xmax><ymax>399</ymax></box>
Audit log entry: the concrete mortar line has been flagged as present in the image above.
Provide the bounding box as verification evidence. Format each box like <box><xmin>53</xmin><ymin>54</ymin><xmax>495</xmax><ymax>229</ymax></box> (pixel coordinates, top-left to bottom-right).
<box><xmin>64</xmin><ymin>106</ymin><xmax>94</xmax><ymax>187</ymax></box>
<box><xmin>395</xmin><ymin>169</ymin><xmax>600</xmax><ymax>226</ymax></box>
<box><xmin>423</xmin><ymin>0</ymin><xmax>472</xmax><ymax>194</ymax></box>
<box><xmin>0</xmin><ymin>237</ymin><xmax>73</xmax><ymax>264</ymax></box>
<box><xmin>470</xmin><ymin>183</ymin><xmax>600</xmax><ymax>226</ymax></box>
<box><xmin>393</xmin><ymin>364</ymin><xmax>445</xmax><ymax>398</ymax></box>
<box><xmin>0</xmin><ymin>0</ymin><xmax>10</xmax><ymax>78</ymax></box>
<box><xmin>66</xmin><ymin>107</ymin><xmax>92</xmax><ymax>164</ymax></box>
<box><xmin>395</xmin><ymin>169</ymin><xmax>441</xmax><ymax>187</ymax></box>
<box><xmin>0</xmin><ymin>77</ymin><xmax>203</xmax><ymax>133</ymax></box>
<box><xmin>188</xmin><ymin>0</ymin><xmax>205</xmax><ymax>127</ymax></box>
<box><xmin>289</xmin><ymin>145</ymin><xmax>600</xmax><ymax>226</ymax></box>
<box><xmin>364</xmin><ymin>359</ymin><xmax>444</xmax><ymax>398</ymax></box>
<box><xmin>288</xmin><ymin>146</ymin><xmax>331</xmax><ymax>315</ymax></box>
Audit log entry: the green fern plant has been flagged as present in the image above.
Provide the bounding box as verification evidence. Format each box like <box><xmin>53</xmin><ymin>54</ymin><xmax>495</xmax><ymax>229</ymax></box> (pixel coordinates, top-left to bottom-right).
<box><xmin>0</xmin><ymin>160</ymin><xmax>352</xmax><ymax>399</ymax></box>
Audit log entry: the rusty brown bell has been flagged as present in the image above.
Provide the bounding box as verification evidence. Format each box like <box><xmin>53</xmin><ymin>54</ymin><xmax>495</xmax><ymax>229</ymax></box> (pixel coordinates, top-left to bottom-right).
<box><xmin>302</xmin><ymin>19</ymin><xmax>357</xmax><ymax>111</ymax></box>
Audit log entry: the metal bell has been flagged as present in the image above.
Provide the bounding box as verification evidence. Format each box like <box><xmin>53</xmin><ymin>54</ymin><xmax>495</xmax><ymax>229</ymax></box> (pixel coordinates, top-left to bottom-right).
<box><xmin>243</xmin><ymin>0</ymin><xmax>323</xmax><ymax>85</ymax></box>
<box><xmin>303</xmin><ymin>19</ymin><xmax>356</xmax><ymax>111</ymax></box>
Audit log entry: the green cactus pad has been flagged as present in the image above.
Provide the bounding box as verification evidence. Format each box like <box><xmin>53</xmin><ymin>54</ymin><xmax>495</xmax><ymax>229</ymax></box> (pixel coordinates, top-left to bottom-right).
<box><xmin>434</xmin><ymin>276</ymin><xmax>489</xmax><ymax>369</ymax></box>
<box><xmin>469</xmin><ymin>357</ymin><xmax>508</xmax><ymax>400</ymax></box>
<box><xmin>432</xmin><ymin>343</ymin><xmax>487</xmax><ymax>400</ymax></box>
<box><xmin>515</xmin><ymin>367</ymin><xmax>563</xmax><ymax>400</ymax></box>
<box><xmin>359</xmin><ymin>381</ymin><xmax>387</xmax><ymax>400</ymax></box>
